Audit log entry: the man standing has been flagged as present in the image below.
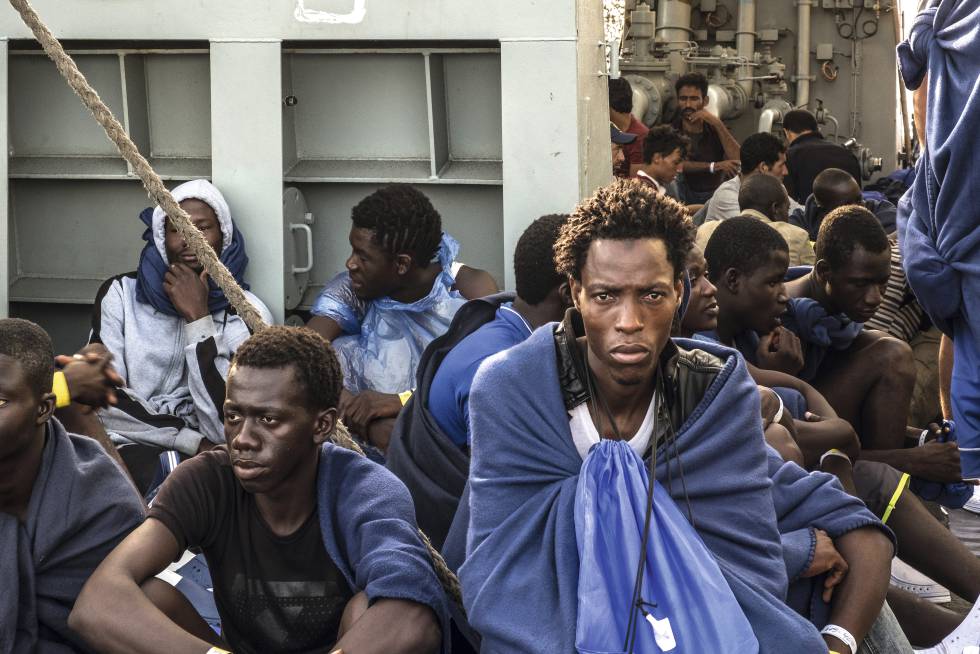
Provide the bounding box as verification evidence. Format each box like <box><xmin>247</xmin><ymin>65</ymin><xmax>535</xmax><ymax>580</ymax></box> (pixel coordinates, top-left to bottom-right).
<box><xmin>672</xmin><ymin>72</ymin><xmax>741</xmax><ymax>203</ymax></box>
<box><xmin>460</xmin><ymin>180</ymin><xmax>893</xmax><ymax>654</ymax></box>
<box><xmin>702</xmin><ymin>131</ymin><xmax>802</xmax><ymax>223</ymax></box>
<box><xmin>0</xmin><ymin>319</ymin><xmax>143</xmax><ymax>652</ymax></box>
<box><xmin>69</xmin><ymin>326</ymin><xmax>445</xmax><ymax>654</ymax></box>
<box><xmin>608</xmin><ymin>77</ymin><xmax>649</xmax><ymax>177</ymax></box>
<box><xmin>783</xmin><ymin>110</ymin><xmax>863</xmax><ymax>205</ymax></box>
<box><xmin>634</xmin><ymin>125</ymin><xmax>688</xmax><ymax>196</ymax></box>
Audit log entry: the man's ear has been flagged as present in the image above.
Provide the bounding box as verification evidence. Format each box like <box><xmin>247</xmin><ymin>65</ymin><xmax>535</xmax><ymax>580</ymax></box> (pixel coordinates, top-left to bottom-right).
<box><xmin>814</xmin><ymin>259</ymin><xmax>832</xmax><ymax>285</ymax></box>
<box><xmin>558</xmin><ymin>281</ymin><xmax>572</xmax><ymax>308</ymax></box>
<box><xmin>723</xmin><ymin>267</ymin><xmax>740</xmax><ymax>294</ymax></box>
<box><xmin>312</xmin><ymin>407</ymin><xmax>338</xmax><ymax>446</ymax></box>
<box><xmin>569</xmin><ymin>276</ymin><xmax>583</xmax><ymax>310</ymax></box>
<box><xmin>36</xmin><ymin>392</ymin><xmax>56</xmax><ymax>426</ymax></box>
<box><xmin>673</xmin><ymin>277</ymin><xmax>684</xmax><ymax>308</ymax></box>
<box><xmin>394</xmin><ymin>253</ymin><xmax>413</xmax><ymax>276</ymax></box>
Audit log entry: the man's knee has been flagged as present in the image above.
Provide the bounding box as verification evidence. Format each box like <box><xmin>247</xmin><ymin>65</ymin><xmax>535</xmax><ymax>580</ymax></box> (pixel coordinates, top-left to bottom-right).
<box><xmin>872</xmin><ymin>336</ymin><xmax>916</xmax><ymax>383</ymax></box>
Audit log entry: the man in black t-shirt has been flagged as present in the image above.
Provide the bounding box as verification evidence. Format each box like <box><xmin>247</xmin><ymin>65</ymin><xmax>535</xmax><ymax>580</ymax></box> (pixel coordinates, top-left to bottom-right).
<box><xmin>671</xmin><ymin>72</ymin><xmax>741</xmax><ymax>204</ymax></box>
<box><xmin>69</xmin><ymin>326</ymin><xmax>443</xmax><ymax>654</ymax></box>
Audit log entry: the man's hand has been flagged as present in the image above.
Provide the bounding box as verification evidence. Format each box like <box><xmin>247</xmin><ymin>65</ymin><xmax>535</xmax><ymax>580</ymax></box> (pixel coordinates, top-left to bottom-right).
<box><xmin>56</xmin><ymin>350</ymin><xmax>124</xmax><ymax>409</ymax></box>
<box><xmin>163</xmin><ymin>263</ymin><xmax>210</xmax><ymax>323</ymax></box>
<box><xmin>340</xmin><ymin>390</ymin><xmax>403</xmax><ymax>436</ymax></box>
<box><xmin>802</xmin><ymin>529</ymin><xmax>849</xmax><ymax>603</ymax></box>
<box><xmin>756</xmin><ymin>327</ymin><xmax>804</xmax><ymax>376</ymax></box>
<box><xmin>713</xmin><ymin>159</ymin><xmax>740</xmax><ymax>177</ymax></box>
<box><xmin>905</xmin><ymin>441</ymin><xmax>965</xmax><ymax>483</ymax></box>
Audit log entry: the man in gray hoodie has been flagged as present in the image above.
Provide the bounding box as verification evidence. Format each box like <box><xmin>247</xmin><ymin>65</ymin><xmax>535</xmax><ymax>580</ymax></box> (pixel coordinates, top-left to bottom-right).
<box><xmin>89</xmin><ymin>179</ymin><xmax>272</xmax><ymax>458</ymax></box>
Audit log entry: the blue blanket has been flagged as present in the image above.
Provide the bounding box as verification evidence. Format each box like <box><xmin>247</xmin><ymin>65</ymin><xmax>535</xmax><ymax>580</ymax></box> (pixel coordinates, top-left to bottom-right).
<box><xmin>316</xmin><ymin>442</ymin><xmax>450</xmax><ymax>652</ymax></box>
<box><xmin>782</xmin><ymin>297</ymin><xmax>863</xmax><ymax>382</ymax></box>
<box><xmin>461</xmin><ymin>330</ymin><xmax>837</xmax><ymax>653</ymax></box>
<box><xmin>0</xmin><ymin>419</ymin><xmax>144</xmax><ymax>653</ymax></box>
<box><xmin>897</xmin><ymin>1</ymin><xmax>980</xmax><ymax>476</ymax></box>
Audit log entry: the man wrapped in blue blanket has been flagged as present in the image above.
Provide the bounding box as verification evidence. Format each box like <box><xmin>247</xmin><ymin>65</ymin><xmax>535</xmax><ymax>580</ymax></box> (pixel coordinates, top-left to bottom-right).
<box><xmin>461</xmin><ymin>180</ymin><xmax>896</xmax><ymax>654</ymax></box>
<box><xmin>69</xmin><ymin>327</ymin><xmax>446</xmax><ymax>654</ymax></box>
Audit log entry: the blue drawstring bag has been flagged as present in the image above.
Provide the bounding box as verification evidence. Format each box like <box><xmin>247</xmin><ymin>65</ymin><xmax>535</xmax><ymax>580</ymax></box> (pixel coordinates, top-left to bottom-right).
<box><xmin>910</xmin><ymin>420</ymin><xmax>974</xmax><ymax>509</ymax></box>
<box><xmin>574</xmin><ymin>439</ymin><xmax>759</xmax><ymax>653</ymax></box>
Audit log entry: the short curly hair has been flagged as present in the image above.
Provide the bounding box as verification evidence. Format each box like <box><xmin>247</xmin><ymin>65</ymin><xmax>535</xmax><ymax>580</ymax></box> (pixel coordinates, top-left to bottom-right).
<box><xmin>642</xmin><ymin>125</ymin><xmax>689</xmax><ymax>164</ymax></box>
<box><xmin>555</xmin><ymin>179</ymin><xmax>695</xmax><ymax>281</ymax></box>
<box><xmin>514</xmin><ymin>214</ymin><xmax>568</xmax><ymax>305</ymax></box>
<box><xmin>815</xmin><ymin>204</ymin><xmax>889</xmax><ymax>271</ymax></box>
<box><xmin>704</xmin><ymin>215</ymin><xmax>788</xmax><ymax>283</ymax></box>
<box><xmin>675</xmin><ymin>72</ymin><xmax>708</xmax><ymax>98</ymax></box>
<box><xmin>0</xmin><ymin>318</ymin><xmax>53</xmax><ymax>398</ymax></box>
<box><xmin>232</xmin><ymin>326</ymin><xmax>343</xmax><ymax>411</ymax></box>
<box><xmin>351</xmin><ymin>184</ymin><xmax>443</xmax><ymax>266</ymax></box>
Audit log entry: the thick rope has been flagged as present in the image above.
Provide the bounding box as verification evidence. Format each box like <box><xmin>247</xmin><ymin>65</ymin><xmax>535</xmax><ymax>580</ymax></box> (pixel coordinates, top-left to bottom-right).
<box><xmin>10</xmin><ymin>0</ymin><xmax>465</xmax><ymax>617</ymax></box>
<box><xmin>8</xmin><ymin>0</ymin><xmax>266</xmax><ymax>333</ymax></box>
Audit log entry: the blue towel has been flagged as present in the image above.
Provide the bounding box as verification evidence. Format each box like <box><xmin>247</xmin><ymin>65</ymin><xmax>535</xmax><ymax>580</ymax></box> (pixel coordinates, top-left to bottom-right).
<box><xmin>135</xmin><ymin>207</ymin><xmax>251</xmax><ymax>317</ymax></box>
<box><xmin>0</xmin><ymin>419</ymin><xmax>144</xmax><ymax>653</ymax></box>
<box><xmin>782</xmin><ymin>297</ymin><xmax>863</xmax><ymax>382</ymax></box>
<box><xmin>315</xmin><ymin>442</ymin><xmax>450</xmax><ymax>652</ymax></box>
<box><xmin>461</xmin><ymin>330</ymin><xmax>835</xmax><ymax>653</ymax></box>
<box><xmin>897</xmin><ymin>1</ymin><xmax>980</xmax><ymax>476</ymax></box>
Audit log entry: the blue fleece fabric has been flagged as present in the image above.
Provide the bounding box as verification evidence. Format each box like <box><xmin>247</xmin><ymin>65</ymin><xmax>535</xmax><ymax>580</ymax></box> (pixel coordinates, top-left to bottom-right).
<box><xmin>0</xmin><ymin>419</ymin><xmax>144</xmax><ymax>653</ymax></box>
<box><xmin>315</xmin><ymin>443</ymin><xmax>450</xmax><ymax>652</ymax></box>
<box><xmin>781</xmin><ymin>297</ymin><xmax>863</xmax><ymax>382</ymax></box>
<box><xmin>461</xmin><ymin>331</ymin><xmax>837</xmax><ymax>653</ymax></box>
<box><xmin>135</xmin><ymin>207</ymin><xmax>251</xmax><ymax>317</ymax></box>
<box><xmin>897</xmin><ymin>1</ymin><xmax>980</xmax><ymax>476</ymax></box>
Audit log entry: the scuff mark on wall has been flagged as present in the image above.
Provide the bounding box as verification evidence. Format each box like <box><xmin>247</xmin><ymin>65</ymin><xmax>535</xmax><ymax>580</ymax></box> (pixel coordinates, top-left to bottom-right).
<box><xmin>294</xmin><ymin>0</ymin><xmax>366</xmax><ymax>24</ymax></box>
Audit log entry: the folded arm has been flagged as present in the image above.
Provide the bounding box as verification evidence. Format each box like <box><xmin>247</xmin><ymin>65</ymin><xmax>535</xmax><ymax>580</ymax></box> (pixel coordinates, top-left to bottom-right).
<box><xmin>68</xmin><ymin>519</ymin><xmax>220</xmax><ymax>654</ymax></box>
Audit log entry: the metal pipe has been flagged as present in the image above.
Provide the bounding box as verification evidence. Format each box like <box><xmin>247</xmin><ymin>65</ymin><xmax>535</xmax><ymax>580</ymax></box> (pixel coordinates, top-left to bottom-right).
<box><xmin>657</xmin><ymin>0</ymin><xmax>692</xmax><ymax>72</ymax></box>
<box><xmin>736</xmin><ymin>0</ymin><xmax>756</xmax><ymax>97</ymax></box>
<box><xmin>758</xmin><ymin>107</ymin><xmax>779</xmax><ymax>134</ymax></box>
<box><xmin>796</xmin><ymin>0</ymin><xmax>812</xmax><ymax>107</ymax></box>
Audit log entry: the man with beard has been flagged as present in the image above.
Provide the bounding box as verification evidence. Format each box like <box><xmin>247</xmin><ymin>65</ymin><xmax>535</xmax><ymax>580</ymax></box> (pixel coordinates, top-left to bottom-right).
<box><xmin>671</xmin><ymin>72</ymin><xmax>741</xmax><ymax>204</ymax></box>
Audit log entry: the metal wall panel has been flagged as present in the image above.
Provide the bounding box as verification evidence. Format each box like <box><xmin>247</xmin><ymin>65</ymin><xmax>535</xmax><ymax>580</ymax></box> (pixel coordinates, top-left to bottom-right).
<box><xmin>288</xmin><ymin>53</ymin><xmax>430</xmax><ymax>160</ymax></box>
<box><xmin>211</xmin><ymin>40</ymin><xmax>285</xmax><ymax>322</ymax></box>
<box><xmin>443</xmin><ymin>53</ymin><xmax>503</xmax><ymax>161</ymax></box>
<box><xmin>9</xmin><ymin>54</ymin><xmax>124</xmax><ymax>156</ymax></box>
<box><xmin>1</xmin><ymin>39</ymin><xmax>7</xmax><ymax>317</ymax></box>
<box><xmin>144</xmin><ymin>54</ymin><xmax>211</xmax><ymax>158</ymax></box>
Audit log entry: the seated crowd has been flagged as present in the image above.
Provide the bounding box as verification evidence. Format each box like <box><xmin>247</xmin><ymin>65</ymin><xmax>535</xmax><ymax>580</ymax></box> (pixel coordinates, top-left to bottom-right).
<box><xmin>4</xmin><ymin>75</ymin><xmax>979</xmax><ymax>654</ymax></box>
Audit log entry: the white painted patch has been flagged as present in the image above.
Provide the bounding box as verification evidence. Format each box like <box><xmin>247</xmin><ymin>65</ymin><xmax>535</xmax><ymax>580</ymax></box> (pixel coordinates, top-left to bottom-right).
<box><xmin>294</xmin><ymin>0</ymin><xmax>366</xmax><ymax>24</ymax></box>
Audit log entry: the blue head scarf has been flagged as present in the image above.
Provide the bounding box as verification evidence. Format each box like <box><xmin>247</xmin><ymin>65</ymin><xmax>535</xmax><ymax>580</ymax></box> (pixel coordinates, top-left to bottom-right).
<box><xmin>134</xmin><ymin>180</ymin><xmax>250</xmax><ymax>316</ymax></box>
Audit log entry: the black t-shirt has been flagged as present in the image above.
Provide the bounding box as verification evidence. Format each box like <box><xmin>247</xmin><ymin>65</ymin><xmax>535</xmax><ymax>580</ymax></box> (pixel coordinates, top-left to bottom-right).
<box><xmin>673</xmin><ymin>118</ymin><xmax>726</xmax><ymax>192</ymax></box>
<box><xmin>149</xmin><ymin>449</ymin><xmax>353</xmax><ymax>654</ymax></box>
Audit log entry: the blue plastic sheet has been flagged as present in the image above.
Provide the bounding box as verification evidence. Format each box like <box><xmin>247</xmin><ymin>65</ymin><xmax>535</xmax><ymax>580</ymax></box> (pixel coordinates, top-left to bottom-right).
<box><xmin>574</xmin><ymin>439</ymin><xmax>759</xmax><ymax>653</ymax></box>
<box><xmin>312</xmin><ymin>233</ymin><xmax>466</xmax><ymax>394</ymax></box>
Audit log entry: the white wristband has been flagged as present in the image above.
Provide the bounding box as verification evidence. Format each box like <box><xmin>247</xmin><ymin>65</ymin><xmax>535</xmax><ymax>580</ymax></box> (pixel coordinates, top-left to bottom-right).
<box><xmin>919</xmin><ymin>428</ymin><xmax>930</xmax><ymax>446</ymax></box>
<box><xmin>821</xmin><ymin>623</ymin><xmax>857</xmax><ymax>654</ymax></box>
<box><xmin>709</xmin><ymin>161</ymin><xmax>716</xmax><ymax>174</ymax></box>
<box><xmin>819</xmin><ymin>448</ymin><xmax>852</xmax><ymax>468</ymax></box>
<box><xmin>769</xmin><ymin>390</ymin><xmax>785</xmax><ymax>426</ymax></box>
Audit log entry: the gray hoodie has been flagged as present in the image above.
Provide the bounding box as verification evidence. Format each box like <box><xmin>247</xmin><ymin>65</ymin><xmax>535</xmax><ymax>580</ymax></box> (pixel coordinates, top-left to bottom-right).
<box><xmin>89</xmin><ymin>180</ymin><xmax>272</xmax><ymax>455</ymax></box>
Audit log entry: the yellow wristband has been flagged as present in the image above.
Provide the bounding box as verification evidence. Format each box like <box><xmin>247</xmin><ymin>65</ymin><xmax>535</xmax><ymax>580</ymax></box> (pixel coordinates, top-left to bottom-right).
<box><xmin>206</xmin><ymin>648</ymin><xmax>231</xmax><ymax>654</ymax></box>
<box><xmin>52</xmin><ymin>370</ymin><xmax>71</xmax><ymax>408</ymax></box>
<box><xmin>830</xmin><ymin>651</ymin><xmax>842</xmax><ymax>654</ymax></box>
<box><xmin>398</xmin><ymin>390</ymin><xmax>413</xmax><ymax>406</ymax></box>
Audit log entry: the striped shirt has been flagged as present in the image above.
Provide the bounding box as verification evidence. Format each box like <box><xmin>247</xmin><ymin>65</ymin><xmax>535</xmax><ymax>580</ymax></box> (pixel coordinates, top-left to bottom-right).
<box><xmin>866</xmin><ymin>235</ymin><xmax>927</xmax><ymax>342</ymax></box>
